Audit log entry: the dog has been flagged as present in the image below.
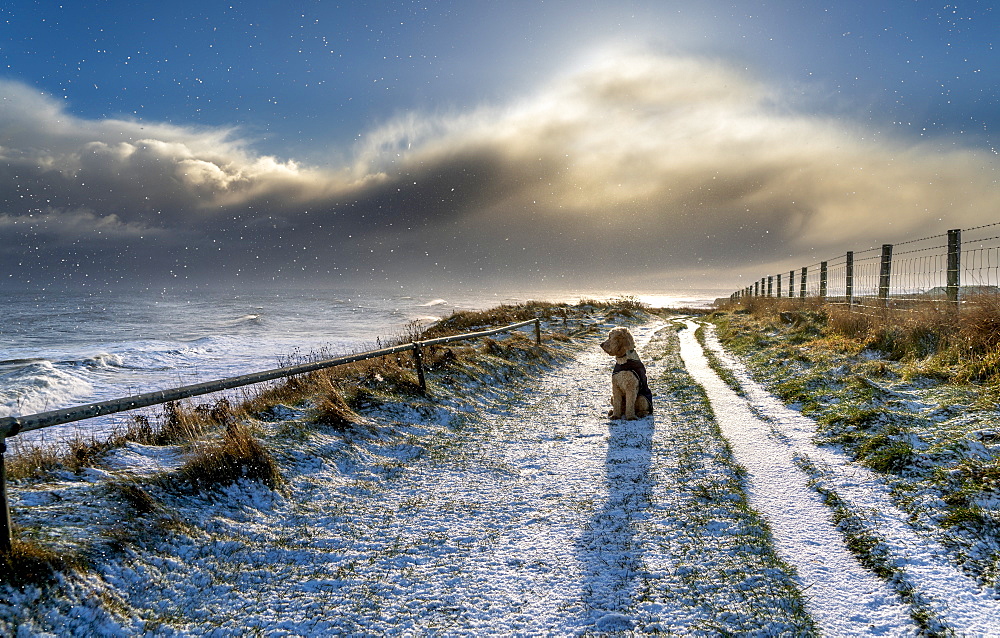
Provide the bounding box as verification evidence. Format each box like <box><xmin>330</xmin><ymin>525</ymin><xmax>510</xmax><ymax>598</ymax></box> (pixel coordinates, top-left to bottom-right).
<box><xmin>600</xmin><ymin>326</ymin><xmax>653</xmax><ymax>420</ymax></box>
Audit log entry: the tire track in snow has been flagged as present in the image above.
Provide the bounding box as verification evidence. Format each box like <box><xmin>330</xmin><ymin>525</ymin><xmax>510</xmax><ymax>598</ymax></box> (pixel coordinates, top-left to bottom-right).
<box><xmin>685</xmin><ymin>320</ymin><xmax>1000</xmax><ymax>636</ymax></box>
<box><xmin>678</xmin><ymin>320</ymin><xmax>918</xmax><ymax>636</ymax></box>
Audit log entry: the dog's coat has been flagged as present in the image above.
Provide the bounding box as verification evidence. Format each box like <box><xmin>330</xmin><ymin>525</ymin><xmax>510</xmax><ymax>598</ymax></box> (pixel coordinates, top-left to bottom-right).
<box><xmin>612</xmin><ymin>359</ymin><xmax>653</xmax><ymax>410</ymax></box>
<box><xmin>600</xmin><ymin>326</ymin><xmax>652</xmax><ymax>420</ymax></box>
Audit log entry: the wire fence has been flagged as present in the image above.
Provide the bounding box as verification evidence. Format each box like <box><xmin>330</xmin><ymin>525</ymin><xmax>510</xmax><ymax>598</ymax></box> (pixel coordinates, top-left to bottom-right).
<box><xmin>730</xmin><ymin>223</ymin><xmax>1000</xmax><ymax>310</ymax></box>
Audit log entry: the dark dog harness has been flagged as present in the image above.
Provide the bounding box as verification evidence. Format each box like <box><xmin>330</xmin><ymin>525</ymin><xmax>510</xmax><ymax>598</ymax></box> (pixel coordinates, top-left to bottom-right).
<box><xmin>612</xmin><ymin>358</ymin><xmax>653</xmax><ymax>409</ymax></box>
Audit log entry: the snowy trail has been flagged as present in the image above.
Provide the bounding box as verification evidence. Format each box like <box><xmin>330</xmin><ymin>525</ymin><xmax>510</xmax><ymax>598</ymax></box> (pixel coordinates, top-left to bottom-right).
<box><xmin>682</xmin><ymin>320</ymin><xmax>1000</xmax><ymax>636</ymax></box>
<box><xmin>677</xmin><ymin>321</ymin><xmax>916</xmax><ymax>635</ymax></box>
<box><xmin>48</xmin><ymin>321</ymin><xmax>677</xmax><ymax>635</ymax></box>
<box><xmin>332</xmin><ymin>319</ymin><xmax>673</xmax><ymax>634</ymax></box>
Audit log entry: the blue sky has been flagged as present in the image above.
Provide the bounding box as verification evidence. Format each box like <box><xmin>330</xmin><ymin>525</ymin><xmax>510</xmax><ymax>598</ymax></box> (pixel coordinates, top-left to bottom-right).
<box><xmin>0</xmin><ymin>1</ymin><xmax>997</xmax><ymax>291</ymax></box>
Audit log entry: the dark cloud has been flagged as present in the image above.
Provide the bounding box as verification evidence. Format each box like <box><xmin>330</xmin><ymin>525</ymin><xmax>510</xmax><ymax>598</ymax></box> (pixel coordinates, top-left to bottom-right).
<box><xmin>1</xmin><ymin>50</ymin><xmax>998</xmax><ymax>291</ymax></box>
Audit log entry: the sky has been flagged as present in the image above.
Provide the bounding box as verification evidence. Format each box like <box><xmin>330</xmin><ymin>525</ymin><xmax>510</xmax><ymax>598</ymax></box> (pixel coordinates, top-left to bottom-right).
<box><xmin>0</xmin><ymin>0</ymin><xmax>997</xmax><ymax>293</ymax></box>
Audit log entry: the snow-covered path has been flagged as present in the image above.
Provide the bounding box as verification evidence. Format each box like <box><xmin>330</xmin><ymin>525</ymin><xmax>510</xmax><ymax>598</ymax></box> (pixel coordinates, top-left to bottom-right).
<box><xmin>681</xmin><ymin>320</ymin><xmax>1000</xmax><ymax>636</ymax></box>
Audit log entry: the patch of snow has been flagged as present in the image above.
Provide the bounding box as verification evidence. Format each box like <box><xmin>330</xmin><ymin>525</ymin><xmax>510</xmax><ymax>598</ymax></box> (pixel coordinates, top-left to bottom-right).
<box><xmin>102</xmin><ymin>441</ymin><xmax>186</xmax><ymax>477</ymax></box>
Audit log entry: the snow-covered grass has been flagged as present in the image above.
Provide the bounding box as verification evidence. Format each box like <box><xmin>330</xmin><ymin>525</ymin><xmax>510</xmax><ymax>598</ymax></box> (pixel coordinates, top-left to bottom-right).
<box><xmin>17</xmin><ymin>298</ymin><xmax>999</xmax><ymax>634</ymax></box>
<box><xmin>1</xmin><ymin>309</ymin><xmax>823</xmax><ymax>635</ymax></box>
<box><xmin>712</xmin><ymin>307</ymin><xmax>1000</xmax><ymax>593</ymax></box>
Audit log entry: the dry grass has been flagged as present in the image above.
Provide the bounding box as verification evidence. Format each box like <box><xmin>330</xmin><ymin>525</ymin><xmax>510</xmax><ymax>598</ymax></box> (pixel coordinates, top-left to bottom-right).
<box><xmin>176</xmin><ymin>422</ymin><xmax>283</xmax><ymax>491</ymax></box>
<box><xmin>108</xmin><ymin>481</ymin><xmax>161</xmax><ymax>515</ymax></box>
<box><xmin>0</xmin><ymin>536</ymin><xmax>80</xmax><ymax>586</ymax></box>
<box><xmin>726</xmin><ymin>294</ymin><xmax>1000</xmax><ymax>382</ymax></box>
<box><xmin>419</xmin><ymin>301</ymin><xmax>562</xmax><ymax>339</ymax></box>
<box><xmin>310</xmin><ymin>385</ymin><xmax>363</xmax><ymax>431</ymax></box>
<box><xmin>7</xmin><ymin>432</ymin><xmax>120</xmax><ymax>481</ymax></box>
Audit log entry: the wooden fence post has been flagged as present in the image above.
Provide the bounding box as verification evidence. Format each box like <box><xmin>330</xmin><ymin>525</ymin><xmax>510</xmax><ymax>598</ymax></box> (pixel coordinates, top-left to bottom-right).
<box><xmin>789</xmin><ymin>270</ymin><xmax>794</xmax><ymax>298</ymax></box>
<box><xmin>846</xmin><ymin>251</ymin><xmax>854</xmax><ymax>306</ymax></box>
<box><xmin>800</xmin><ymin>266</ymin><xmax>807</xmax><ymax>299</ymax></box>
<box><xmin>412</xmin><ymin>343</ymin><xmax>427</xmax><ymax>394</ymax></box>
<box><xmin>820</xmin><ymin>261</ymin><xmax>828</xmax><ymax>300</ymax></box>
<box><xmin>534</xmin><ymin>319</ymin><xmax>541</xmax><ymax>345</ymax></box>
<box><xmin>879</xmin><ymin>244</ymin><xmax>894</xmax><ymax>305</ymax></box>
<box><xmin>776</xmin><ymin>273</ymin><xmax>782</xmax><ymax>298</ymax></box>
<box><xmin>767</xmin><ymin>276</ymin><xmax>773</xmax><ymax>297</ymax></box>
<box><xmin>947</xmin><ymin>229</ymin><xmax>961</xmax><ymax>307</ymax></box>
<box><xmin>0</xmin><ymin>438</ymin><xmax>11</xmax><ymax>553</ymax></box>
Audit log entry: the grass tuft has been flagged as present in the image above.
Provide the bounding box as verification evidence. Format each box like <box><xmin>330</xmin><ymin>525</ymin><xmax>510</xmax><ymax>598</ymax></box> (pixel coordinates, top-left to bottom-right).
<box><xmin>0</xmin><ymin>537</ymin><xmax>79</xmax><ymax>587</ymax></box>
<box><xmin>311</xmin><ymin>387</ymin><xmax>362</xmax><ymax>431</ymax></box>
<box><xmin>177</xmin><ymin>422</ymin><xmax>283</xmax><ymax>491</ymax></box>
<box><xmin>108</xmin><ymin>481</ymin><xmax>161</xmax><ymax>515</ymax></box>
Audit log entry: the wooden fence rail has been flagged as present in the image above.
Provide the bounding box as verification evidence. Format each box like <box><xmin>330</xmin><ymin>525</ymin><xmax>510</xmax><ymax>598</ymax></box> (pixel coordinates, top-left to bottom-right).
<box><xmin>0</xmin><ymin>318</ymin><xmax>542</xmax><ymax>552</ymax></box>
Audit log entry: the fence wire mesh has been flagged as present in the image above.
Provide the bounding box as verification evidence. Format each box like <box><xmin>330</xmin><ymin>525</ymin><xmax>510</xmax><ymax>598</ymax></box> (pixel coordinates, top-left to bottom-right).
<box><xmin>731</xmin><ymin>224</ymin><xmax>1000</xmax><ymax>309</ymax></box>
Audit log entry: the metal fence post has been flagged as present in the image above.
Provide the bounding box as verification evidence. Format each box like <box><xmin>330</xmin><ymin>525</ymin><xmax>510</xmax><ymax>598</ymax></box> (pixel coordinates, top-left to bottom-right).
<box><xmin>820</xmin><ymin>261</ymin><xmax>828</xmax><ymax>300</ymax></box>
<box><xmin>800</xmin><ymin>266</ymin><xmax>807</xmax><ymax>299</ymax></box>
<box><xmin>879</xmin><ymin>244</ymin><xmax>894</xmax><ymax>305</ymax></box>
<box><xmin>947</xmin><ymin>229</ymin><xmax>961</xmax><ymax>307</ymax></box>
<box><xmin>1</xmin><ymin>438</ymin><xmax>11</xmax><ymax>553</ymax></box>
<box><xmin>846</xmin><ymin>251</ymin><xmax>854</xmax><ymax>306</ymax></box>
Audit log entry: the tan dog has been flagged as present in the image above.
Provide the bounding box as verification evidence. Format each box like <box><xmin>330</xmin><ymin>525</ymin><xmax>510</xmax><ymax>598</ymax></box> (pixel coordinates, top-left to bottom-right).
<box><xmin>600</xmin><ymin>327</ymin><xmax>653</xmax><ymax>420</ymax></box>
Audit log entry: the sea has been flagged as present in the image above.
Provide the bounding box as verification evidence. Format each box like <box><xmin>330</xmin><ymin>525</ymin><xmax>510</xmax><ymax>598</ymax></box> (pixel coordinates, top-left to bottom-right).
<box><xmin>0</xmin><ymin>286</ymin><xmax>721</xmax><ymax>448</ymax></box>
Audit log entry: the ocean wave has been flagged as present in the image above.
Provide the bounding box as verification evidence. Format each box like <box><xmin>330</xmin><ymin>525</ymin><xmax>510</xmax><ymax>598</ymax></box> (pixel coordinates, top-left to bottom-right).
<box><xmin>419</xmin><ymin>299</ymin><xmax>448</xmax><ymax>307</ymax></box>
<box><xmin>0</xmin><ymin>360</ymin><xmax>94</xmax><ymax>418</ymax></box>
<box><xmin>115</xmin><ymin>340</ymin><xmax>219</xmax><ymax>371</ymax></box>
<box><xmin>222</xmin><ymin>314</ymin><xmax>264</xmax><ymax>327</ymax></box>
<box><xmin>66</xmin><ymin>353</ymin><xmax>127</xmax><ymax>370</ymax></box>
<box><xmin>0</xmin><ymin>357</ymin><xmax>48</xmax><ymax>373</ymax></box>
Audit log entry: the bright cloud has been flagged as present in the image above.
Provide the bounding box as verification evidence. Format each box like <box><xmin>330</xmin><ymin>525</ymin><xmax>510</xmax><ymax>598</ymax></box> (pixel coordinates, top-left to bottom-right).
<box><xmin>1</xmin><ymin>49</ymin><xmax>997</xmax><ymax>288</ymax></box>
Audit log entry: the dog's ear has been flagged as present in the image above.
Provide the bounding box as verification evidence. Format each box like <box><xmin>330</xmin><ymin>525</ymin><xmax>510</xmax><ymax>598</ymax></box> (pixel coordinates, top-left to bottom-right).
<box><xmin>622</xmin><ymin>329</ymin><xmax>636</xmax><ymax>352</ymax></box>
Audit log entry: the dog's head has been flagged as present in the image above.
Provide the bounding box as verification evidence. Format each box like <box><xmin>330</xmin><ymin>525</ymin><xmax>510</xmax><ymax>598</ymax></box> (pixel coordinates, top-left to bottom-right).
<box><xmin>601</xmin><ymin>326</ymin><xmax>635</xmax><ymax>358</ymax></box>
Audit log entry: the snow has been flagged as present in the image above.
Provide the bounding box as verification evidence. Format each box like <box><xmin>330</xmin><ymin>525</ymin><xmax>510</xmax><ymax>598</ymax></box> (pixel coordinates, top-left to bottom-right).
<box><xmin>687</xmin><ymin>320</ymin><xmax>1000</xmax><ymax>636</ymax></box>
<box><xmin>103</xmin><ymin>442</ymin><xmax>187</xmax><ymax>477</ymax></box>
<box><xmin>4</xmin><ymin>315</ymin><xmax>999</xmax><ymax>635</ymax></box>
<box><xmin>678</xmin><ymin>322</ymin><xmax>915</xmax><ymax>634</ymax></box>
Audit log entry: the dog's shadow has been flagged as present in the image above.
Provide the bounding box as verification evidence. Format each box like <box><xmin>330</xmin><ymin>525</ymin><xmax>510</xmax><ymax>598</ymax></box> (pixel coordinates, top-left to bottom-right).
<box><xmin>575</xmin><ymin>413</ymin><xmax>655</xmax><ymax>629</ymax></box>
